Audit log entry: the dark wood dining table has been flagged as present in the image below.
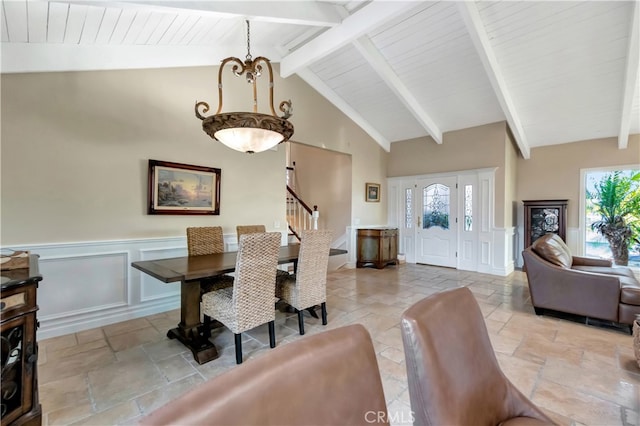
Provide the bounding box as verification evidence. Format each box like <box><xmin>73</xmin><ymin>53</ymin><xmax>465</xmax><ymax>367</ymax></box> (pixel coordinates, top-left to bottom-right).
<box><xmin>131</xmin><ymin>245</ymin><xmax>347</xmax><ymax>364</ymax></box>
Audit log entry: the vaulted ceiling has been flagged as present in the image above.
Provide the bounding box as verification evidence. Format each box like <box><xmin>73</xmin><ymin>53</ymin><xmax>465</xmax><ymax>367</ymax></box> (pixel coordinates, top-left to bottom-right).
<box><xmin>2</xmin><ymin>1</ymin><xmax>639</xmax><ymax>159</ymax></box>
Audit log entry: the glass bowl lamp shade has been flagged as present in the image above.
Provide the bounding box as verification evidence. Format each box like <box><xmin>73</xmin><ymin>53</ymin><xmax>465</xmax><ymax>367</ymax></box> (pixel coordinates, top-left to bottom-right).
<box><xmin>200</xmin><ymin>111</ymin><xmax>294</xmax><ymax>154</ymax></box>
<box><xmin>195</xmin><ymin>20</ymin><xmax>293</xmax><ymax>154</ymax></box>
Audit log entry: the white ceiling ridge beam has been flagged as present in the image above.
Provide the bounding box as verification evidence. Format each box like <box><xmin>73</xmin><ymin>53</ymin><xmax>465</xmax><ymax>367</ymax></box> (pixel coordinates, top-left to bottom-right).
<box><xmin>51</xmin><ymin>1</ymin><xmax>342</xmax><ymax>27</ymax></box>
<box><xmin>618</xmin><ymin>1</ymin><xmax>639</xmax><ymax>150</ymax></box>
<box><xmin>279</xmin><ymin>1</ymin><xmax>418</xmax><ymax>78</ymax></box>
<box><xmin>457</xmin><ymin>2</ymin><xmax>531</xmax><ymax>160</ymax></box>
<box><xmin>0</xmin><ymin>43</ymin><xmax>243</xmax><ymax>73</ymax></box>
<box><xmin>296</xmin><ymin>68</ymin><xmax>391</xmax><ymax>152</ymax></box>
<box><xmin>354</xmin><ymin>36</ymin><xmax>443</xmax><ymax>144</ymax></box>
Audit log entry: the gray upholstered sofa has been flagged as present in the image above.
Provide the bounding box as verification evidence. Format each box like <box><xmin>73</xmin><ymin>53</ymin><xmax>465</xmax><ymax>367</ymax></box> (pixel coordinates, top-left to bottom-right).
<box><xmin>522</xmin><ymin>233</ymin><xmax>640</xmax><ymax>331</ymax></box>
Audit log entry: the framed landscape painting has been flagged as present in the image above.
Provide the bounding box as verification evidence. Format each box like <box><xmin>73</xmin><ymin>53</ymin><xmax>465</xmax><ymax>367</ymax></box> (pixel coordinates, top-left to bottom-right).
<box><xmin>148</xmin><ymin>159</ymin><xmax>221</xmax><ymax>215</ymax></box>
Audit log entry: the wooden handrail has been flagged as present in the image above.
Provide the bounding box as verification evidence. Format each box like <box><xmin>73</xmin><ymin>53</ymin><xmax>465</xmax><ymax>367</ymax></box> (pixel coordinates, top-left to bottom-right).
<box><xmin>286</xmin><ymin>185</ymin><xmax>319</xmax><ymax>240</ymax></box>
<box><xmin>287</xmin><ymin>185</ymin><xmax>314</xmax><ymax>215</ymax></box>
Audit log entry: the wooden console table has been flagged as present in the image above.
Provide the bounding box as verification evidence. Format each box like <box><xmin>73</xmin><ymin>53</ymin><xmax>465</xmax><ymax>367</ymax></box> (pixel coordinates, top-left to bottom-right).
<box><xmin>1</xmin><ymin>255</ymin><xmax>42</xmax><ymax>426</ymax></box>
<box><xmin>356</xmin><ymin>228</ymin><xmax>398</xmax><ymax>269</ymax></box>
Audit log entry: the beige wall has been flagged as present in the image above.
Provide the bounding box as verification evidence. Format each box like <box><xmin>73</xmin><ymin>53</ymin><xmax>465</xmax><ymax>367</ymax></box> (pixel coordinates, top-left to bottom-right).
<box><xmin>284</xmin><ymin>69</ymin><xmax>388</xmax><ymax>228</ymax></box>
<box><xmin>288</xmin><ymin>143</ymin><xmax>351</xmax><ymax>240</ymax></box>
<box><xmin>1</xmin><ymin>65</ymin><xmax>386</xmax><ymax>245</ymax></box>
<box><xmin>517</xmin><ymin>135</ymin><xmax>640</xmax><ymax>229</ymax></box>
<box><xmin>388</xmin><ymin>121</ymin><xmax>640</xmax><ymax>232</ymax></box>
<box><xmin>388</xmin><ymin>121</ymin><xmax>509</xmax><ymax>227</ymax></box>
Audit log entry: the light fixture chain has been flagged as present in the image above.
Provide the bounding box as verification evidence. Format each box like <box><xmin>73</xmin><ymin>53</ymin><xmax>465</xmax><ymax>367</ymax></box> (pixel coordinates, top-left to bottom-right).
<box><xmin>246</xmin><ymin>20</ymin><xmax>251</xmax><ymax>60</ymax></box>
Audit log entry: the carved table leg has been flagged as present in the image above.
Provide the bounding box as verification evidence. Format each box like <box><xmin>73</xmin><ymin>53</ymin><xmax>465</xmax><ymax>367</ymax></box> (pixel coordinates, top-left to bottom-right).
<box><xmin>166</xmin><ymin>279</ymin><xmax>219</xmax><ymax>364</ymax></box>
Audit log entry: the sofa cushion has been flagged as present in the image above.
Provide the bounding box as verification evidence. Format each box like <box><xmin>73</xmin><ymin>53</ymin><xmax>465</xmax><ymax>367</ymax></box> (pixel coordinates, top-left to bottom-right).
<box><xmin>620</xmin><ymin>278</ymin><xmax>640</xmax><ymax>305</ymax></box>
<box><xmin>531</xmin><ymin>233</ymin><xmax>572</xmax><ymax>268</ymax></box>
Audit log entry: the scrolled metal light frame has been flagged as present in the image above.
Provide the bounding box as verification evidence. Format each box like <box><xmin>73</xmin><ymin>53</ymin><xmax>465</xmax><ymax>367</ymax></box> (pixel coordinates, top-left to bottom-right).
<box><xmin>195</xmin><ymin>22</ymin><xmax>294</xmax><ymax>154</ymax></box>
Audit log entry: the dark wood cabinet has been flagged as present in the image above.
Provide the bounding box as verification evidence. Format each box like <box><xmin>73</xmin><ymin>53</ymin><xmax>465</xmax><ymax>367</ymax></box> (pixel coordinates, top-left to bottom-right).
<box><xmin>356</xmin><ymin>228</ymin><xmax>398</xmax><ymax>269</ymax></box>
<box><xmin>523</xmin><ymin>200</ymin><xmax>568</xmax><ymax>248</ymax></box>
<box><xmin>1</xmin><ymin>255</ymin><xmax>42</xmax><ymax>426</ymax></box>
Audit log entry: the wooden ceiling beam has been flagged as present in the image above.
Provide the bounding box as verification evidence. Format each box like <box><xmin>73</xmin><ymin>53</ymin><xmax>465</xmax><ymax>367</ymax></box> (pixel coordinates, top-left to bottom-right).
<box><xmin>53</xmin><ymin>1</ymin><xmax>342</xmax><ymax>26</ymax></box>
<box><xmin>354</xmin><ymin>37</ymin><xmax>443</xmax><ymax>144</ymax></box>
<box><xmin>279</xmin><ymin>1</ymin><xmax>417</xmax><ymax>78</ymax></box>
<box><xmin>618</xmin><ymin>1</ymin><xmax>639</xmax><ymax>150</ymax></box>
<box><xmin>457</xmin><ymin>1</ymin><xmax>531</xmax><ymax>159</ymax></box>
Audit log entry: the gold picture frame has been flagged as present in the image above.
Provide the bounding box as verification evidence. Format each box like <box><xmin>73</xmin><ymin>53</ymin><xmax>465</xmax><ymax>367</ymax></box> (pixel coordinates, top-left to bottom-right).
<box><xmin>365</xmin><ymin>182</ymin><xmax>380</xmax><ymax>202</ymax></box>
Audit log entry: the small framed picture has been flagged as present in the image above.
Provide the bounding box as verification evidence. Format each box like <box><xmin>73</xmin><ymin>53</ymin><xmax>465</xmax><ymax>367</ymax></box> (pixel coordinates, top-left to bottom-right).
<box><xmin>365</xmin><ymin>182</ymin><xmax>380</xmax><ymax>202</ymax></box>
<box><xmin>148</xmin><ymin>159</ymin><xmax>221</xmax><ymax>215</ymax></box>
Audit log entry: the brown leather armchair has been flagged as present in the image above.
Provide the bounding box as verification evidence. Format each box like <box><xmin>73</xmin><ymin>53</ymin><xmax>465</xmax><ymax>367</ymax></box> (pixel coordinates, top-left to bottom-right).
<box><xmin>140</xmin><ymin>324</ymin><xmax>389</xmax><ymax>426</ymax></box>
<box><xmin>401</xmin><ymin>287</ymin><xmax>554</xmax><ymax>426</ymax></box>
<box><xmin>522</xmin><ymin>233</ymin><xmax>640</xmax><ymax>329</ymax></box>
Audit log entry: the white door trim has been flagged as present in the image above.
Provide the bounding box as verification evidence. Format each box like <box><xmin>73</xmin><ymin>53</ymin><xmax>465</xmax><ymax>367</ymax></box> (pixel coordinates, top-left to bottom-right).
<box><xmin>388</xmin><ymin>168</ymin><xmax>497</xmax><ymax>274</ymax></box>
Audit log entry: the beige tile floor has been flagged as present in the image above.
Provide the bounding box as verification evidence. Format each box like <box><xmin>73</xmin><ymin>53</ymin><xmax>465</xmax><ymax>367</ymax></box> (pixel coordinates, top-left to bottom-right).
<box><xmin>38</xmin><ymin>264</ymin><xmax>640</xmax><ymax>426</ymax></box>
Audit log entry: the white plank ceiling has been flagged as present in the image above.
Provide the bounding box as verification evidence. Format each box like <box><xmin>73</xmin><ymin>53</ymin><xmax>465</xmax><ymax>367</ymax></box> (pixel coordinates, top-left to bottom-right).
<box><xmin>1</xmin><ymin>0</ymin><xmax>639</xmax><ymax>158</ymax></box>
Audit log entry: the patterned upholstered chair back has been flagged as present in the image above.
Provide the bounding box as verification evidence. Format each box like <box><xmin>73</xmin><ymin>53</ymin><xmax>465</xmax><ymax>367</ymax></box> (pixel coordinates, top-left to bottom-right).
<box><xmin>201</xmin><ymin>231</ymin><xmax>281</xmax><ymax>364</ymax></box>
<box><xmin>236</xmin><ymin>225</ymin><xmax>266</xmax><ymax>240</ymax></box>
<box><xmin>187</xmin><ymin>226</ymin><xmax>225</xmax><ymax>256</ymax></box>
<box><xmin>276</xmin><ymin>229</ymin><xmax>333</xmax><ymax>335</ymax></box>
<box><xmin>291</xmin><ymin>230</ymin><xmax>333</xmax><ymax>309</ymax></box>
<box><xmin>232</xmin><ymin>232</ymin><xmax>281</xmax><ymax>330</ymax></box>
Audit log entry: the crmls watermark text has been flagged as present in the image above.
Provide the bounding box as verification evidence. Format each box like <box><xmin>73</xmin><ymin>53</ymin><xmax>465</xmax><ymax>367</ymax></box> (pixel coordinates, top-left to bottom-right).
<box><xmin>365</xmin><ymin>410</ymin><xmax>415</xmax><ymax>424</ymax></box>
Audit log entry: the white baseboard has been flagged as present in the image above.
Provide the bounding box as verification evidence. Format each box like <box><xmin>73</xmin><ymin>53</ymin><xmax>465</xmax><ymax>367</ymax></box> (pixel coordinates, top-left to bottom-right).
<box><xmin>344</xmin><ymin>226</ymin><xmax>512</xmax><ymax>276</ymax></box>
<box><xmin>39</xmin><ymin>296</ymin><xmax>179</xmax><ymax>340</ymax></box>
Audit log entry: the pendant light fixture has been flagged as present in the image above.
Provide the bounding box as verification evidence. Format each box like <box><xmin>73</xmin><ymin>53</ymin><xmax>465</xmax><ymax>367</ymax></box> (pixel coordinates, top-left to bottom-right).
<box><xmin>195</xmin><ymin>20</ymin><xmax>294</xmax><ymax>154</ymax></box>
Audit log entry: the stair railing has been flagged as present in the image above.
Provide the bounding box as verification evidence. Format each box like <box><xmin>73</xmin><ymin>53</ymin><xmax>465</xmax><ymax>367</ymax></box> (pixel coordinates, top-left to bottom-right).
<box><xmin>286</xmin><ymin>185</ymin><xmax>318</xmax><ymax>240</ymax></box>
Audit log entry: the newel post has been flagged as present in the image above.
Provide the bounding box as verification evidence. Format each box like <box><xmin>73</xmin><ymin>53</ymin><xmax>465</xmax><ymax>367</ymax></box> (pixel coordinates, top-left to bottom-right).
<box><xmin>312</xmin><ymin>205</ymin><xmax>319</xmax><ymax>230</ymax></box>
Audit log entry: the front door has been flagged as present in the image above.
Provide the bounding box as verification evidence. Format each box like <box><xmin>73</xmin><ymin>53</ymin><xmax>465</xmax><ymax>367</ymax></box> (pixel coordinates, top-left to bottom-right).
<box><xmin>416</xmin><ymin>176</ymin><xmax>457</xmax><ymax>267</ymax></box>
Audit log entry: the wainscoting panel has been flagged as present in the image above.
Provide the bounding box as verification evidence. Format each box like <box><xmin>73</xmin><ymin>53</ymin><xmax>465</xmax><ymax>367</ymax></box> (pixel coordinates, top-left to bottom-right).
<box><xmin>491</xmin><ymin>227</ymin><xmax>515</xmax><ymax>276</ymax></box>
<box><xmin>479</xmin><ymin>241</ymin><xmax>491</xmax><ymax>269</ymax></box>
<box><xmin>12</xmin><ymin>231</ymin><xmax>296</xmax><ymax>339</ymax></box>
<box><xmin>139</xmin><ymin>247</ymin><xmax>185</xmax><ymax>302</ymax></box>
<box><xmin>38</xmin><ymin>252</ymin><xmax>129</xmax><ymax>317</ymax></box>
<box><xmin>13</xmin><ymin>236</ymin><xmax>201</xmax><ymax>339</ymax></box>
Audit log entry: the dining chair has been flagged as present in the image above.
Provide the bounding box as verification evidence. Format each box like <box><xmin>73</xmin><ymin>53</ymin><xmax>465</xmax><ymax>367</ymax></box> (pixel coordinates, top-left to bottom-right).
<box><xmin>236</xmin><ymin>224</ymin><xmax>266</xmax><ymax>239</ymax></box>
<box><xmin>276</xmin><ymin>229</ymin><xmax>333</xmax><ymax>335</ymax></box>
<box><xmin>186</xmin><ymin>226</ymin><xmax>234</xmax><ymax>332</ymax></box>
<box><xmin>187</xmin><ymin>226</ymin><xmax>226</xmax><ymax>257</ymax></box>
<box><xmin>236</xmin><ymin>224</ymin><xmax>290</xmax><ymax>278</ymax></box>
<box><xmin>401</xmin><ymin>287</ymin><xmax>555</xmax><ymax>426</ymax></box>
<box><xmin>201</xmin><ymin>231</ymin><xmax>281</xmax><ymax>364</ymax></box>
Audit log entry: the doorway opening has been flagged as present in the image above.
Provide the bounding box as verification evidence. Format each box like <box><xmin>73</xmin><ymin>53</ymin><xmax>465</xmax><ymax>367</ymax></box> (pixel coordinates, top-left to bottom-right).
<box><xmin>388</xmin><ymin>168</ymin><xmax>498</xmax><ymax>274</ymax></box>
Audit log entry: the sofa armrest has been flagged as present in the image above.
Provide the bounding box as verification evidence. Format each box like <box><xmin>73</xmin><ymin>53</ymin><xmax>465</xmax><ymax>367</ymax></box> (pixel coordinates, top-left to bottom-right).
<box><xmin>572</xmin><ymin>256</ymin><xmax>613</xmax><ymax>267</ymax></box>
<box><xmin>523</xmin><ymin>248</ymin><xmax>621</xmax><ymax>322</ymax></box>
